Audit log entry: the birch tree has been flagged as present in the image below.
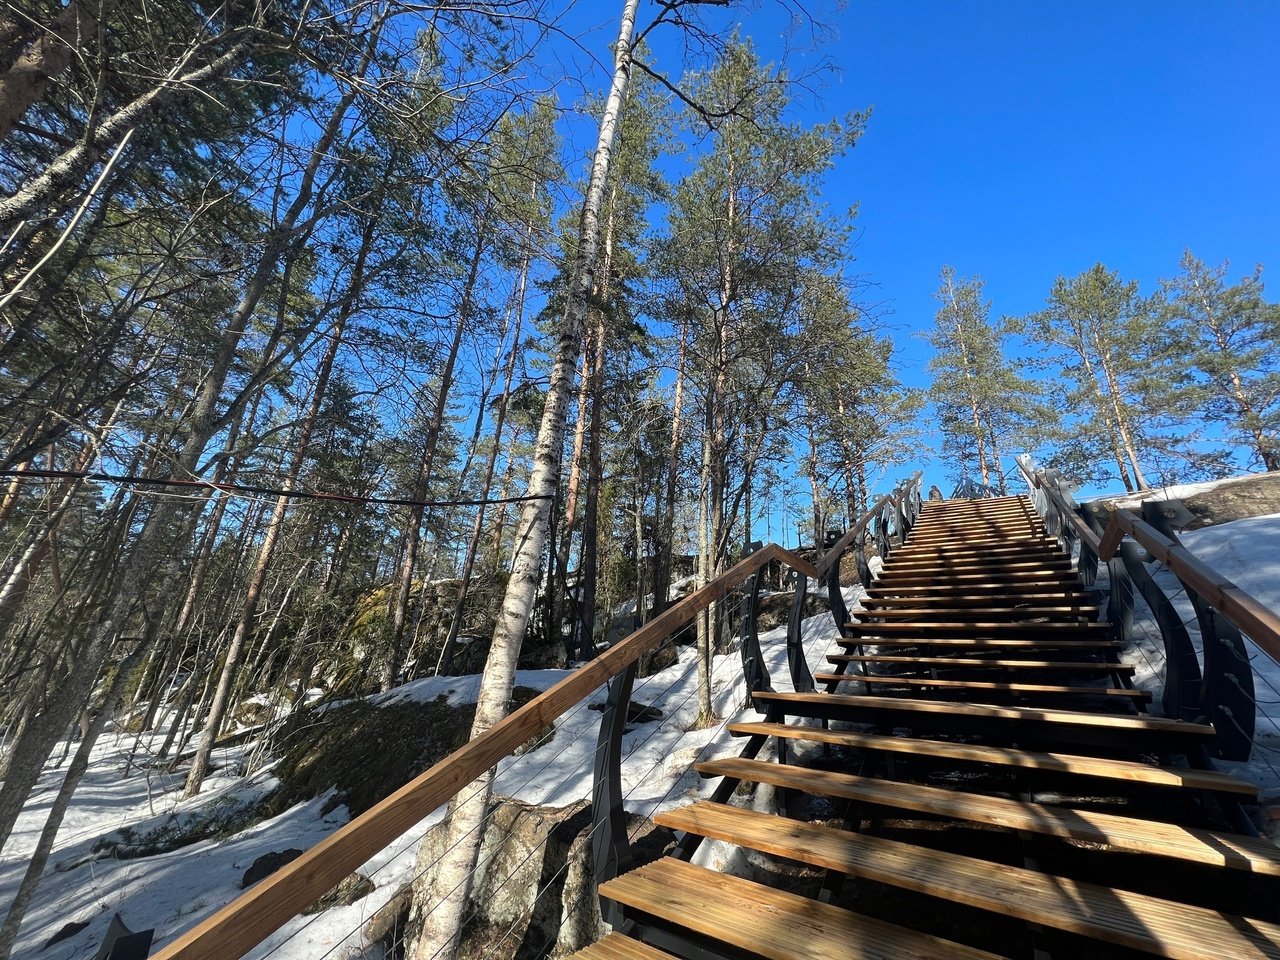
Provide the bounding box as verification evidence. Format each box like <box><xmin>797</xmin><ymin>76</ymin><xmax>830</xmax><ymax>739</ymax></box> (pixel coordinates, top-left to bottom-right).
<box><xmin>413</xmin><ymin>3</ymin><xmax>644</xmax><ymax>956</ymax></box>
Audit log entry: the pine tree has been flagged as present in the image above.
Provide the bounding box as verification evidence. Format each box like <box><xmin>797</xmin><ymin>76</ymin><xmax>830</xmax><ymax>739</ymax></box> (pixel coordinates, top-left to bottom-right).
<box><xmin>1013</xmin><ymin>263</ymin><xmax>1189</xmax><ymax>490</ymax></box>
<box><xmin>925</xmin><ymin>266</ymin><xmax>1035</xmax><ymax>491</ymax></box>
<box><xmin>1159</xmin><ymin>251</ymin><xmax>1280</xmax><ymax>470</ymax></box>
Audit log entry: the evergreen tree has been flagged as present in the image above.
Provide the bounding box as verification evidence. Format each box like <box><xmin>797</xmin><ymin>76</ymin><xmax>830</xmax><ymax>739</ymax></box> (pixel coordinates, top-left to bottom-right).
<box><xmin>1013</xmin><ymin>263</ymin><xmax>1189</xmax><ymax>490</ymax></box>
<box><xmin>925</xmin><ymin>266</ymin><xmax>1035</xmax><ymax>491</ymax></box>
<box><xmin>1159</xmin><ymin>251</ymin><xmax>1280</xmax><ymax>470</ymax></box>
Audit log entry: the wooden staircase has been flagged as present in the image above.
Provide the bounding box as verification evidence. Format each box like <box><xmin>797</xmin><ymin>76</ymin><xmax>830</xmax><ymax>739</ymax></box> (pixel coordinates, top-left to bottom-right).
<box><xmin>571</xmin><ymin>494</ymin><xmax>1280</xmax><ymax>960</ymax></box>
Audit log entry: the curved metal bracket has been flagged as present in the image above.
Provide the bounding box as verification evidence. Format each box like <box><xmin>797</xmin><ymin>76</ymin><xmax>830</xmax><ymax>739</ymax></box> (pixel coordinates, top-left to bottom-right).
<box><xmin>739</xmin><ymin>566</ymin><xmax>773</xmax><ymax>709</ymax></box>
<box><xmin>1141</xmin><ymin>501</ymin><xmax>1256</xmax><ymax>760</ymax></box>
<box><xmin>1118</xmin><ymin>539</ymin><xmax>1202</xmax><ymax>721</ymax></box>
<box><xmin>592</xmin><ymin>661</ymin><xmax>636</xmax><ymax>923</ymax></box>
<box><xmin>826</xmin><ymin>558</ymin><xmax>849</xmax><ymax>639</ymax></box>
<box><xmin>787</xmin><ymin>571</ymin><xmax>815</xmax><ymax>693</ymax></box>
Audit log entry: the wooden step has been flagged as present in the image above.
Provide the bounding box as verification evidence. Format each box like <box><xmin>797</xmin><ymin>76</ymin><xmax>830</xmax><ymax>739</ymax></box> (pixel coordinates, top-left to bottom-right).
<box><xmin>728</xmin><ymin>722</ymin><xmax>1256</xmax><ymax>796</ymax></box>
<box><xmin>828</xmin><ymin>654</ymin><xmax>1135</xmax><ymax>674</ymax></box>
<box><xmin>599</xmin><ymin>857</ymin><xmax>1004</xmax><ymax>960</ymax></box>
<box><xmin>565</xmin><ymin>934</ymin><xmax>680</xmax><ymax>960</ymax></box>
<box><xmin>866</xmin><ymin>583</ymin><xmax>1086</xmax><ymax>597</ymax></box>
<box><xmin>816</xmin><ymin>672</ymin><xmax>1151</xmax><ymax>700</ymax></box>
<box><xmin>844</xmin><ymin>622</ymin><xmax>1110</xmax><ymax>636</ymax></box>
<box><xmin>854</xmin><ymin>606</ymin><xmax>1100</xmax><ymax>620</ymax></box>
<box><xmin>696</xmin><ymin>757</ymin><xmax>1280</xmax><ymax>876</ymax></box>
<box><xmin>656</xmin><ymin>802</ymin><xmax>1280</xmax><ymax>960</ymax></box>
<box><xmin>838</xmin><ymin>637</ymin><xmax>1122</xmax><ymax>651</ymax></box>
<box><xmin>883</xmin><ymin>557</ymin><xmax>1071</xmax><ymax>573</ymax></box>
<box><xmin>876</xmin><ymin>569</ymin><xmax>1080</xmax><ymax>584</ymax></box>
<box><xmin>751</xmin><ymin>691</ymin><xmax>1215</xmax><ymax>749</ymax></box>
<box><xmin>862</xmin><ymin>593</ymin><xmax>1098</xmax><ymax>607</ymax></box>
<box><xmin>891</xmin><ymin>545</ymin><xmax>1060</xmax><ymax>561</ymax></box>
<box><xmin>903</xmin><ymin>533</ymin><xmax>1052</xmax><ymax>548</ymax></box>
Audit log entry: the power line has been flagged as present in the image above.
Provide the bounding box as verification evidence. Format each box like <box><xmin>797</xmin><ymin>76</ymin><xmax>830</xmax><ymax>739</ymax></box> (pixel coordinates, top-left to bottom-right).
<box><xmin>0</xmin><ymin>468</ymin><xmax>551</xmax><ymax>510</ymax></box>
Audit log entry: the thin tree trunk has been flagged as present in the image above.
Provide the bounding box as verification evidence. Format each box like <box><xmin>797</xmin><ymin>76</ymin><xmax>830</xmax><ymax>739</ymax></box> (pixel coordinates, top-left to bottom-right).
<box><xmin>412</xmin><ymin>4</ymin><xmax>640</xmax><ymax>955</ymax></box>
<box><xmin>651</xmin><ymin>317</ymin><xmax>687</xmax><ymax>617</ymax></box>
<box><xmin>438</xmin><ymin>243</ymin><xmax>532</xmax><ymax>674</ymax></box>
<box><xmin>382</xmin><ymin>220</ymin><xmax>490</xmax><ymax>692</ymax></box>
<box><xmin>0</xmin><ymin>651</ymin><xmax>137</xmax><ymax>960</ymax></box>
<box><xmin>184</xmin><ymin>291</ymin><xmax>350</xmax><ymax>796</ymax></box>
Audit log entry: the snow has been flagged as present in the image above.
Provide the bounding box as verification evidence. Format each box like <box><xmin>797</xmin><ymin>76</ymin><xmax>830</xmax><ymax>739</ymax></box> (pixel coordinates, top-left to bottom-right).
<box><xmin>0</xmin><ymin>589</ymin><xmax>860</xmax><ymax>960</ymax></box>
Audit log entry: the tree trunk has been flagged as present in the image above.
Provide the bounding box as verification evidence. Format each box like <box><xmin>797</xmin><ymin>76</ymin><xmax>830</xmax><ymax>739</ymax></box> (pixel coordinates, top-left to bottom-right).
<box><xmin>438</xmin><ymin>238</ymin><xmax>533</xmax><ymax>675</ymax></box>
<box><xmin>0</xmin><ymin>650</ymin><xmax>137</xmax><ymax>960</ymax></box>
<box><xmin>412</xmin><ymin>4</ymin><xmax>641</xmax><ymax>956</ymax></box>
<box><xmin>651</xmin><ymin>317</ymin><xmax>687</xmax><ymax>617</ymax></box>
<box><xmin>382</xmin><ymin>220</ymin><xmax>490</xmax><ymax>692</ymax></box>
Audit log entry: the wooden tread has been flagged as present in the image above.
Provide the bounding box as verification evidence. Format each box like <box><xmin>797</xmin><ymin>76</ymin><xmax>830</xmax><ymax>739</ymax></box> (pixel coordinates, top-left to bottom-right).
<box><xmin>839</xmin><ymin>637</ymin><xmax>1122</xmax><ymax>650</ymax></box>
<box><xmin>565</xmin><ymin>934</ymin><xmax>679</xmax><ymax>960</ymax></box>
<box><xmin>843</xmin><ymin>622</ymin><xmax>1110</xmax><ymax>635</ymax></box>
<box><xmin>656</xmin><ymin>802</ymin><xmax>1280</xmax><ymax>960</ymax></box>
<box><xmin>853</xmin><ymin>606</ymin><xmax>1100</xmax><ymax>620</ymax></box>
<box><xmin>861</xmin><ymin>593</ymin><xmax>1098</xmax><ymax>607</ymax></box>
<box><xmin>816</xmin><ymin>672</ymin><xmax>1151</xmax><ymax>700</ymax></box>
<box><xmin>828</xmin><ymin>654</ymin><xmax>1135</xmax><ymax>673</ymax></box>
<box><xmin>599</xmin><ymin>856</ymin><xmax>1004</xmax><ymax>960</ymax></box>
<box><xmin>753</xmin><ymin>691</ymin><xmax>1215</xmax><ymax>739</ymax></box>
<box><xmin>695</xmin><ymin>756</ymin><xmax>1280</xmax><ymax>876</ymax></box>
<box><xmin>882</xmin><ymin>558</ymin><xmax>1071</xmax><ymax>573</ymax></box>
<box><xmin>728</xmin><ymin>722</ymin><xmax>1257</xmax><ymax>796</ymax></box>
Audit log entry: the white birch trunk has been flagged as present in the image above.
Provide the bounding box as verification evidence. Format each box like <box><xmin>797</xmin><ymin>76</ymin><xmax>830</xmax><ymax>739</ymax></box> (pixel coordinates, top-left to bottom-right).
<box><xmin>411</xmin><ymin>3</ymin><xmax>641</xmax><ymax>957</ymax></box>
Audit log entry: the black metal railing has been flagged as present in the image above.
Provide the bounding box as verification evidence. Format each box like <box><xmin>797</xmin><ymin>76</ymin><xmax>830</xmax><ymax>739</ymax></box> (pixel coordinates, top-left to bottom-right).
<box><xmin>1016</xmin><ymin>455</ymin><xmax>1259</xmax><ymax>763</ymax></box>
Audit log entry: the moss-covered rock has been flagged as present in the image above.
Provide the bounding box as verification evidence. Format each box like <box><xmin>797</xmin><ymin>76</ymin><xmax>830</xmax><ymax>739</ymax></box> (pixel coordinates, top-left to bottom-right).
<box><xmin>268</xmin><ymin>686</ymin><xmax>546</xmax><ymax>818</ymax></box>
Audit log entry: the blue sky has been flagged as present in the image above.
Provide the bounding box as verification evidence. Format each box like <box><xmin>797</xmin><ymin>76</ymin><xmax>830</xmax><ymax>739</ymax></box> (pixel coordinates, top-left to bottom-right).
<box><xmin>551</xmin><ymin>1</ymin><xmax>1279</xmax><ymax>510</ymax></box>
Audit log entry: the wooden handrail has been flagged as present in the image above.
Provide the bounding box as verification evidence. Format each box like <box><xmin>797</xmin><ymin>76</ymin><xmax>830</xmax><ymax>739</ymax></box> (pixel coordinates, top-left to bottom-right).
<box><xmin>812</xmin><ymin>493</ymin><xmax>891</xmax><ymax>578</ymax></box>
<box><xmin>1096</xmin><ymin>508</ymin><xmax>1280</xmax><ymax>664</ymax></box>
<box><xmin>151</xmin><ymin>542</ymin><xmax>817</xmax><ymax>960</ymax></box>
<box><xmin>812</xmin><ymin>472</ymin><xmax>922</xmax><ymax>578</ymax></box>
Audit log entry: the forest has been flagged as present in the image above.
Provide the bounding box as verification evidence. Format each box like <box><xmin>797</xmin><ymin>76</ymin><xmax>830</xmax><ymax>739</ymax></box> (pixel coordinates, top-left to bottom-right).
<box><xmin>1</xmin><ymin>1</ymin><xmax>1279</xmax><ymax>958</ymax></box>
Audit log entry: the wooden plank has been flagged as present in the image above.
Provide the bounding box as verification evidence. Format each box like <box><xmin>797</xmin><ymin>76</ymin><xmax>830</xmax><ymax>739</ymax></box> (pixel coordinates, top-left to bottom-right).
<box><xmin>828</xmin><ymin>654</ymin><xmax>1135</xmax><ymax>673</ymax></box>
<box><xmin>696</xmin><ymin>757</ymin><xmax>1280</xmax><ymax>876</ymax></box>
<box><xmin>565</xmin><ymin>934</ymin><xmax>680</xmax><ymax>960</ymax></box>
<box><xmin>844</xmin><ymin>622</ymin><xmax>1109</xmax><ymax>635</ymax></box>
<box><xmin>656</xmin><ymin>802</ymin><xmax>1280</xmax><ymax>960</ymax></box>
<box><xmin>149</xmin><ymin>540</ymin><xmax>813</xmax><ymax>960</ymax></box>
<box><xmin>854</xmin><ymin>606</ymin><xmax>1100</xmax><ymax>619</ymax></box>
<box><xmin>600</xmin><ymin>857</ymin><xmax>1003</xmax><ymax>960</ymax></box>
<box><xmin>752</xmin><ymin>691</ymin><xmax>1215</xmax><ymax>737</ymax></box>
<box><xmin>863</xmin><ymin>593</ymin><xmax>1098</xmax><ymax>606</ymax></box>
<box><xmin>727</xmin><ymin>722</ymin><xmax>1255</xmax><ymax>795</ymax></box>
<box><xmin>839</xmin><ymin>640</ymin><xmax>1121</xmax><ymax>655</ymax></box>
<box><xmin>816</xmin><ymin>673</ymin><xmax>1151</xmax><ymax>699</ymax></box>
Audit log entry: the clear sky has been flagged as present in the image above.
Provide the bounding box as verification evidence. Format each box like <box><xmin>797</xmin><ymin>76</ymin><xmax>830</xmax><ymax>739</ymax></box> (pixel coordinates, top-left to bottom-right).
<box><xmin>553</xmin><ymin>1</ymin><xmax>1280</xmax><ymax>506</ymax></box>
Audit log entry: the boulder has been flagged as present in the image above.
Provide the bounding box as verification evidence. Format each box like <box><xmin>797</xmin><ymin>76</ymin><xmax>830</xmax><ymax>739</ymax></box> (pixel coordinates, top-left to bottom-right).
<box><xmin>241</xmin><ymin>848</ymin><xmax>303</xmax><ymax>888</ymax></box>
<box><xmin>370</xmin><ymin>797</ymin><xmax>671</xmax><ymax>959</ymax></box>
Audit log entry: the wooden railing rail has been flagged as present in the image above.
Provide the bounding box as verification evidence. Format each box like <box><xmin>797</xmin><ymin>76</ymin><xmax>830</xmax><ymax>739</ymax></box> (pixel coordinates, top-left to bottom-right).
<box><xmin>151</xmin><ymin>542</ymin><xmax>818</xmax><ymax>960</ymax></box>
<box><xmin>1096</xmin><ymin>508</ymin><xmax>1280</xmax><ymax>665</ymax></box>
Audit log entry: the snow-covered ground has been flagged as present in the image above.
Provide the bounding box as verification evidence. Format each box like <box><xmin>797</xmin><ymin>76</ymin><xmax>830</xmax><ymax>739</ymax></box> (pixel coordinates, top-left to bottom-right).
<box><xmin>0</xmin><ymin>590</ymin><xmax>855</xmax><ymax>960</ymax></box>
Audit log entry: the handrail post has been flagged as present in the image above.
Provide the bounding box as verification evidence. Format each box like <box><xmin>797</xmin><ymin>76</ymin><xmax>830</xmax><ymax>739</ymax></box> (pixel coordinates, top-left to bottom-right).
<box><xmin>591</xmin><ymin>660</ymin><xmax>637</xmax><ymax>925</ymax></box>
<box><xmin>738</xmin><ymin>543</ymin><xmax>773</xmax><ymax>709</ymax></box>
